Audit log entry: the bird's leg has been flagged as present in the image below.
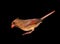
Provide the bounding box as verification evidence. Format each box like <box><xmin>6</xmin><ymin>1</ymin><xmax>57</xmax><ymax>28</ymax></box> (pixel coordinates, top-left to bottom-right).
<box><xmin>22</xmin><ymin>29</ymin><xmax>34</xmax><ymax>36</ymax></box>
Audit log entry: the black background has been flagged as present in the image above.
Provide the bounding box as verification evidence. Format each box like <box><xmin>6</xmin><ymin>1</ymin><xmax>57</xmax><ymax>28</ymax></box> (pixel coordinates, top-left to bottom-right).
<box><xmin>0</xmin><ymin>0</ymin><xmax>60</xmax><ymax>43</ymax></box>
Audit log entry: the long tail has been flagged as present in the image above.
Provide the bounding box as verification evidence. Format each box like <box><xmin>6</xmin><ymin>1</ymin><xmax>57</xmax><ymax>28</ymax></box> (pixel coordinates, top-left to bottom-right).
<box><xmin>40</xmin><ymin>10</ymin><xmax>55</xmax><ymax>21</ymax></box>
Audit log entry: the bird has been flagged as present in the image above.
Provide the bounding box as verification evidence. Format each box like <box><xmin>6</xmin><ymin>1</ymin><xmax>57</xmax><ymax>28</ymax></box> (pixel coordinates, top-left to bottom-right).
<box><xmin>11</xmin><ymin>10</ymin><xmax>55</xmax><ymax>35</ymax></box>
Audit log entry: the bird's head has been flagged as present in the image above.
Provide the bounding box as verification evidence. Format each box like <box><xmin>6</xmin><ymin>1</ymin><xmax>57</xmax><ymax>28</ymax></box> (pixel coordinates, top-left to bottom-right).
<box><xmin>11</xmin><ymin>18</ymin><xmax>19</xmax><ymax>28</ymax></box>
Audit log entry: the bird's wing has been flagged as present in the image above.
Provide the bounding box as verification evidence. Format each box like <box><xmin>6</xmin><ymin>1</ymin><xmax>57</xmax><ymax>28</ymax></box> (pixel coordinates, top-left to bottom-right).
<box><xmin>23</xmin><ymin>19</ymin><xmax>40</xmax><ymax>27</ymax></box>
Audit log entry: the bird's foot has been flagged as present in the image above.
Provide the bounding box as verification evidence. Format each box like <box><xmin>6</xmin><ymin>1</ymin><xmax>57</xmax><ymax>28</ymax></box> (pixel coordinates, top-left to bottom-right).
<box><xmin>22</xmin><ymin>30</ymin><xmax>34</xmax><ymax>36</ymax></box>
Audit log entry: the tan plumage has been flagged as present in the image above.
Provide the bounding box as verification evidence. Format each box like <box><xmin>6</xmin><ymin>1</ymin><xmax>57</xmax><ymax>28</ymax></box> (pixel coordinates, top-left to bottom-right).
<box><xmin>11</xmin><ymin>10</ymin><xmax>55</xmax><ymax>35</ymax></box>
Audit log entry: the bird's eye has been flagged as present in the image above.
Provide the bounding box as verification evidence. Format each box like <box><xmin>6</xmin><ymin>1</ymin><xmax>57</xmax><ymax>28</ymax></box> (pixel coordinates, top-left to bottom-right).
<box><xmin>13</xmin><ymin>22</ymin><xmax>15</xmax><ymax>24</ymax></box>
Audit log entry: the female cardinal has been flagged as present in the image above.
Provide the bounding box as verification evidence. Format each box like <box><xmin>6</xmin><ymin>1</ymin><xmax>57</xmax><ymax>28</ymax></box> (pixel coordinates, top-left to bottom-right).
<box><xmin>11</xmin><ymin>10</ymin><xmax>55</xmax><ymax>35</ymax></box>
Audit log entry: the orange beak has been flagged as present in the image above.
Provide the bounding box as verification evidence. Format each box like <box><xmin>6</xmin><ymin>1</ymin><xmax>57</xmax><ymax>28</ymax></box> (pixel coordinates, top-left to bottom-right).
<box><xmin>11</xmin><ymin>24</ymin><xmax>15</xmax><ymax>28</ymax></box>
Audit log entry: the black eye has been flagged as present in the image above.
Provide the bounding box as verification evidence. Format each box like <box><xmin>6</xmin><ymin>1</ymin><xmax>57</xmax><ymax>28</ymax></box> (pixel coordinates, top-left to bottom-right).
<box><xmin>13</xmin><ymin>22</ymin><xmax>15</xmax><ymax>24</ymax></box>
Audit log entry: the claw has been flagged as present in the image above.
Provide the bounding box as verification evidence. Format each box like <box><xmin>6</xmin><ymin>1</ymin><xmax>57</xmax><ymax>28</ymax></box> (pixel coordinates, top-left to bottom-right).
<box><xmin>22</xmin><ymin>29</ymin><xmax>34</xmax><ymax>35</ymax></box>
